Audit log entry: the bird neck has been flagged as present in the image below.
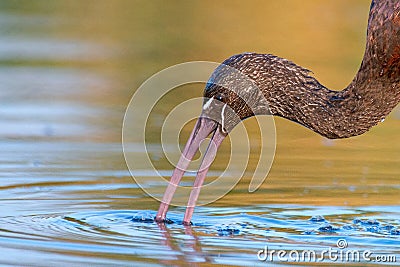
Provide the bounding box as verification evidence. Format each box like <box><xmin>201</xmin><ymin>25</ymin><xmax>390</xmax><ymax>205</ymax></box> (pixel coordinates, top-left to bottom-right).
<box><xmin>268</xmin><ymin>53</ymin><xmax>400</xmax><ymax>139</ymax></box>
<box><xmin>314</xmin><ymin>68</ymin><xmax>400</xmax><ymax>139</ymax></box>
<box><xmin>269</xmin><ymin>0</ymin><xmax>400</xmax><ymax>139</ymax></box>
<box><xmin>220</xmin><ymin>48</ymin><xmax>399</xmax><ymax>139</ymax></box>
<box><xmin>325</xmin><ymin>0</ymin><xmax>400</xmax><ymax>138</ymax></box>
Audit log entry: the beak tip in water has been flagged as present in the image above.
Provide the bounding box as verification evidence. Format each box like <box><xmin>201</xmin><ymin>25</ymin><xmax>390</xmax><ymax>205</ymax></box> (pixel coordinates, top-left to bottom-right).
<box><xmin>156</xmin><ymin>117</ymin><xmax>227</xmax><ymax>224</ymax></box>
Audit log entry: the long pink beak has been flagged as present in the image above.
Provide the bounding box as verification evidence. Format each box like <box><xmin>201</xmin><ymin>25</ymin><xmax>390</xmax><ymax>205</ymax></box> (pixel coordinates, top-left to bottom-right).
<box><xmin>155</xmin><ymin>117</ymin><xmax>227</xmax><ymax>225</ymax></box>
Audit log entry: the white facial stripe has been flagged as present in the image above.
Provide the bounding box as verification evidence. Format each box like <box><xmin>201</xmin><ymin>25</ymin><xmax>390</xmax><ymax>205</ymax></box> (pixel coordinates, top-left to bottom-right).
<box><xmin>221</xmin><ymin>103</ymin><xmax>227</xmax><ymax>133</ymax></box>
<box><xmin>203</xmin><ymin>96</ymin><xmax>214</xmax><ymax>110</ymax></box>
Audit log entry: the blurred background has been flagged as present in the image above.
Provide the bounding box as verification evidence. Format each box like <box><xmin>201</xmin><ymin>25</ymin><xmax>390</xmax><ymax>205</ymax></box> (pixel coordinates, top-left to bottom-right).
<box><xmin>0</xmin><ymin>0</ymin><xmax>399</xmax><ymax>266</ymax></box>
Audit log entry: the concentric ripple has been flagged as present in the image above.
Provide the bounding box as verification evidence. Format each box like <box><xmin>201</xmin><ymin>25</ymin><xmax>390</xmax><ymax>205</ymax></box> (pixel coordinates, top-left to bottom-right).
<box><xmin>0</xmin><ymin>206</ymin><xmax>399</xmax><ymax>265</ymax></box>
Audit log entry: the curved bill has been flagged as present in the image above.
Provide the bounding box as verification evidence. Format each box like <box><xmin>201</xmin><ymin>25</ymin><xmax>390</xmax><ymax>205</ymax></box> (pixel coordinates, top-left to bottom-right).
<box><xmin>155</xmin><ymin>117</ymin><xmax>227</xmax><ymax>223</ymax></box>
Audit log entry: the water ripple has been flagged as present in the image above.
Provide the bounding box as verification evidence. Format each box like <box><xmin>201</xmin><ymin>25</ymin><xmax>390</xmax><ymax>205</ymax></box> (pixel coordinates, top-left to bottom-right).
<box><xmin>0</xmin><ymin>206</ymin><xmax>399</xmax><ymax>265</ymax></box>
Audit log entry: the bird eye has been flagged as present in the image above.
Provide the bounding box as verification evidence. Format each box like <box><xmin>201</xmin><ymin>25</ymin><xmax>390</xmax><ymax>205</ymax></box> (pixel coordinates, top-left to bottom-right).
<box><xmin>216</xmin><ymin>94</ymin><xmax>226</xmax><ymax>102</ymax></box>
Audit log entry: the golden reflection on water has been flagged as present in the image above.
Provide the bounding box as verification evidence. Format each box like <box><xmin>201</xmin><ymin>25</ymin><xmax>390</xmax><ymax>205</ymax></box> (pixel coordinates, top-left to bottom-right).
<box><xmin>28</xmin><ymin>0</ymin><xmax>370</xmax><ymax>84</ymax></box>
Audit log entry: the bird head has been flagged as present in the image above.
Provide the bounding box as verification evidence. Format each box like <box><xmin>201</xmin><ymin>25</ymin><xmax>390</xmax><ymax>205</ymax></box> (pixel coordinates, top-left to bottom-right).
<box><xmin>199</xmin><ymin>57</ymin><xmax>270</xmax><ymax>134</ymax></box>
<box><xmin>188</xmin><ymin>57</ymin><xmax>272</xmax><ymax>163</ymax></box>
